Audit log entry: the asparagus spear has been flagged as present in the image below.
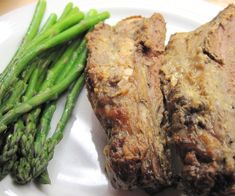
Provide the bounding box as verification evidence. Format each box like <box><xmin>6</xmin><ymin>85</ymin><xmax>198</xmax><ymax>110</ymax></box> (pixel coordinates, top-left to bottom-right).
<box><xmin>0</xmin><ymin>64</ymin><xmax>42</xmax><ymax>179</ymax></box>
<box><xmin>0</xmin><ymin>120</ymin><xmax>24</xmax><ymax>180</ymax></box>
<box><xmin>54</xmin><ymin>9</ymin><xmax>97</xmax><ymax>82</ymax></box>
<box><xmin>0</xmin><ymin>9</ymin><xmax>60</xmax><ymax>167</ymax></box>
<box><xmin>14</xmin><ymin>41</ymin><xmax>87</xmax><ymax>183</ymax></box>
<box><xmin>0</xmin><ymin>80</ymin><xmax>27</xmax><ymax>114</ymax></box>
<box><xmin>0</xmin><ymin>0</ymin><xmax>46</xmax><ymax>83</ymax></box>
<box><xmin>24</xmin><ymin>12</ymin><xmax>84</xmax><ymax>52</ymax></box>
<box><xmin>0</xmin><ymin>11</ymin><xmax>84</xmax><ymax>102</ymax></box>
<box><xmin>40</xmin><ymin>39</ymin><xmax>81</xmax><ymax>91</ymax></box>
<box><xmin>12</xmin><ymin>53</ymin><xmax>58</xmax><ymax>182</ymax></box>
<box><xmin>0</xmin><ymin>11</ymin><xmax>109</xmax><ymax>102</ymax></box>
<box><xmin>11</xmin><ymin>45</ymin><xmax>83</xmax><ymax>182</ymax></box>
<box><xmin>40</xmin><ymin>13</ymin><xmax>57</xmax><ymax>34</ymax></box>
<box><xmin>58</xmin><ymin>2</ymin><xmax>73</xmax><ymax>22</ymax></box>
<box><xmin>0</xmin><ymin>12</ymin><xmax>58</xmax><ymax>116</ymax></box>
<box><xmin>33</xmin><ymin>74</ymin><xmax>85</xmax><ymax>180</ymax></box>
<box><xmin>35</xmin><ymin>38</ymin><xmax>87</xmax><ymax>183</ymax></box>
<box><xmin>0</xmin><ymin>51</ymin><xmax>56</xmax><ymax>179</ymax></box>
<box><xmin>10</xmin><ymin>71</ymin><xmax>83</xmax><ymax>183</ymax></box>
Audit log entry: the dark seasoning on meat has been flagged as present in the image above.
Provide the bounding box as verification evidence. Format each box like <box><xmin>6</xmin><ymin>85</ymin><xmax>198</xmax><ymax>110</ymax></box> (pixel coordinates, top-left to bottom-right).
<box><xmin>85</xmin><ymin>4</ymin><xmax>235</xmax><ymax>196</ymax></box>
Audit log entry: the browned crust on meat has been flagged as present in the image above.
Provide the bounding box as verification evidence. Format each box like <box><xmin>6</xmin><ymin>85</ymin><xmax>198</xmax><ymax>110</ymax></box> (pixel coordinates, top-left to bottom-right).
<box><xmin>161</xmin><ymin>4</ymin><xmax>235</xmax><ymax>195</ymax></box>
<box><xmin>86</xmin><ymin>13</ymin><xmax>172</xmax><ymax>192</ymax></box>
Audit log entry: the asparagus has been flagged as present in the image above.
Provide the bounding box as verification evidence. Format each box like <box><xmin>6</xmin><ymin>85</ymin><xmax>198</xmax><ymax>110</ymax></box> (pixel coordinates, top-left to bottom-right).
<box><xmin>27</xmin><ymin>102</ymin><xmax>56</xmax><ymax>184</ymax></box>
<box><xmin>24</xmin><ymin>12</ymin><xmax>84</xmax><ymax>52</ymax></box>
<box><xmin>0</xmin><ymin>0</ymin><xmax>110</xmax><ymax>184</ymax></box>
<box><xmin>0</xmin><ymin>80</ymin><xmax>27</xmax><ymax>114</ymax></box>
<box><xmin>58</xmin><ymin>2</ymin><xmax>73</xmax><ymax>22</ymax></box>
<box><xmin>0</xmin><ymin>12</ymin><xmax>58</xmax><ymax>115</ymax></box>
<box><xmin>10</xmin><ymin>71</ymin><xmax>82</xmax><ymax>183</ymax></box>
<box><xmin>0</xmin><ymin>120</ymin><xmax>24</xmax><ymax>179</ymax></box>
<box><xmin>12</xmin><ymin>44</ymin><xmax>83</xmax><ymax>180</ymax></box>
<box><xmin>53</xmin><ymin>75</ymin><xmax>85</xmax><ymax>142</ymax></box>
<box><xmin>35</xmin><ymin>45</ymin><xmax>87</xmax><ymax>183</ymax></box>
<box><xmin>40</xmin><ymin>39</ymin><xmax>81</xmax><ymax>91</ymax></box>
<box><xmin>0</xmin><ymin>10</ymin><xmax>105</xmax><ymax>101</ymax></box>
<box><xmin>0</xmin><ymin>64</ymin><xmax>41</xmax><ymax>179</ymax></box>
<box><xmin>33</xmin><ymin>38</ymin><xmax>86</xmax><ymax>183</ymax></box>
<box><xmin>0</xmin><ymin>0</ymin><xmax>46</xmax><ymax>83</ymax></box>
<box><xmin>35</xmin><ymin>169</ymin><xmax>51</xmax><ymax>184</ymax></box>
<box><xmin>14</xmin><ymin>42</ymin><xmax>87</xmax><ymax>183</ymax></box>
<box><xmin>12</xmin><ymin>53</ymin><xmax>57</xmax><ymax>183</ymax></box>
<box><xmin>0</xmin><ymin>40</ymin><xmax>53</xmax><ymax>178</ymax></box>
<box><xmin>12</xmin><ymin>36</ymin><xmax>82</xmax><ymax>183</ymax></box>
<box><xmin>21</xmin><ymin>0</ymin><xmax>47</xmax><ymax>45</ymax></box>
<box><xmin>0</xmin><ymin>63</ymin><xmax>81</xmax><ymax>131</ymax></box>
<box><xmin>35</xmin><ymin>40</ymin><xmax>87</xmax><ymax>182</ymax></box>
<box><xmin>40</xmin><ymin>13</ymin><xmax>57</xmax><ymax>34</ymax></box>
<box><xmin>33</xmin><ymin>74</ymin><xmax>85</xmax><ymax>179</ymax></box>
<box><xmin>0</xmin><ymin>57</ymin><xmax>38</xmax><ymax>178</ymax></box>
<box><xmin>55</xmin><ymin>8</ymin><xmax>97</xmax><ymax>82</ymax></box>
<box><xmin>0</xmin><ymin>11</ymin><xmax>84</xmax><ymax>102</ymax></box>
<box><xmin>20</xmin><ymin>61</ymin><xmax>37</xmax><ymax>83</ymax></box>
<box><xmin>0</xmin><ymin>51</ymin><xmax>56</xmax><ymax>180</ymax></box>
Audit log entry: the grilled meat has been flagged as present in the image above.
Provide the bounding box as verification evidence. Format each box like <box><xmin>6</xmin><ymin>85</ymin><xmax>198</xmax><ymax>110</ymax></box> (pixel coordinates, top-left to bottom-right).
<box><xmin>161</xmin><ymin>4</ymin><xmax>235</xmax><ymax>195</ymax></box>
<box><xmin>86</xmin><ymin>14</ymin><xmax>172</xmax><ymax>193</ymax></box>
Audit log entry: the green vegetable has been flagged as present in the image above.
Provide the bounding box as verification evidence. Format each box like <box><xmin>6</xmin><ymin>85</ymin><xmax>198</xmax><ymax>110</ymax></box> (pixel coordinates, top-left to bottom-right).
<box><xmin>58</xmin><ymin>2</ymin><xmax>74</xmax><ymax>22</ymax></box>
<box><xmin>0</xmin><ymin>0</ymin><xmax>46</xmax><ymax>83</ymax></box>
<box><xmin>33</xmin><ymin>74</ymin><xmax>85</xmax><ymax>180</ymax></box>
<box><xmin>0</xmin><ymin>0</ymin><xmax>110</xmax><ymax>184</ymax></box>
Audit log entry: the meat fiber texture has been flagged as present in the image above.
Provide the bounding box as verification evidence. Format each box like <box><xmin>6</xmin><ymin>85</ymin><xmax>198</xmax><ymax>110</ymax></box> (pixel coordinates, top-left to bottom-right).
<box><xmin>161</xmin><ymin>4</ymin><xmax>235</xmax><ymax>196</ymax></box>
<box><xmin>86</xmin><ymin>14</ymin><xmax>172</xmax><ymax>193</ymax></box>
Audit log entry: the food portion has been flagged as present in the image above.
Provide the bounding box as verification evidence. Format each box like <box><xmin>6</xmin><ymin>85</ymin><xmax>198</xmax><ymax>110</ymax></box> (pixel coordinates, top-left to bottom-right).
<box><xmin>0</xmin><ymin>0</ymin><xmax>109</xmax><ymax>184</ymax></box>
<box><xmin>2</xmin><ymin>0</ymin><xmax>235</xmax><ymax>195</ymax></box>
<box><xmin>86</xmin><ymin>14</ymin><xmax>172</xmax><ymax>192</ymax></box>
<box><xmin>86</xmin><ymin>4</ymin><xmax>235</xmax><ymax>195</ymax></box>
<box><xmin>160</xmin><ymin>4</ymin><xmax>235</xmax><ymax>195</ymax></box>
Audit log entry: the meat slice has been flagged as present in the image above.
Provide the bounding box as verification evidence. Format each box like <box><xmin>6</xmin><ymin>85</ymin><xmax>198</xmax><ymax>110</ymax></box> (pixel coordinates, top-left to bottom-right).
<box><xmin>160</xmin><ymin>4</ymin><xmax>235</xmax><ymax>195</ymax></box>
<box><xmin>86</xmin><ymin>14</ymin><xmax>172</xmax><ymax>192</ymax></box>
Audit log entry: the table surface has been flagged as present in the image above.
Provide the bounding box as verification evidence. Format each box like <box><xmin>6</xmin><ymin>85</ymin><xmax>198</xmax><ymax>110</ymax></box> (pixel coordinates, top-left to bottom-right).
<box><xmin>0</xmin><ymin>0</ymin><xmax>235</xmax><ymax>15</ymax></box>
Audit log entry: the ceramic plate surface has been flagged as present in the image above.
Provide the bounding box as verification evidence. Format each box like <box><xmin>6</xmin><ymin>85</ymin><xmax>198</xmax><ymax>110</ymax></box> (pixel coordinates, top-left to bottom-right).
<box><xmin>0</xmin><ymin>0</ymin><xmax>222</xmax><ymax>195</ymax></box>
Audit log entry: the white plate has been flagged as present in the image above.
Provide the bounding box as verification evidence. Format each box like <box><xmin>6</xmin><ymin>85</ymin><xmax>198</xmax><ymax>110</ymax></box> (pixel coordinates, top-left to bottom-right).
<box><xmin>0</xmin><ymin>0</ymin><xmax>223</xmax><ymax>195</ymax></box>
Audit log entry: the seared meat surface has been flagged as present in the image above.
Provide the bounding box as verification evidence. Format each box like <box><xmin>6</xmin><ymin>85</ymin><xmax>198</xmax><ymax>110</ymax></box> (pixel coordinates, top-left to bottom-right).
<box><xmin>86</xmin><ymin>14</ymin><xmax>172</xmax><ymax>192</ymax></box>
<box><xmin>161</xmin><ymin>4</ymin><xmax>235</xmax><ymax>195</ymax></box>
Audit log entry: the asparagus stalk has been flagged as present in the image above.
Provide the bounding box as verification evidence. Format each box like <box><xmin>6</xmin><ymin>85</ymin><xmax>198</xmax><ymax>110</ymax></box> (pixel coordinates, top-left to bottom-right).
<box><xmin>11</xmin><ymin>37</ymin><xmax>80</xmax><ymax>183</ymax></box>
<box><xmin>0</xmin><ymin>65</ymin><xmax>81</xmax><ymax>132</ymax></box>
<box><xmin>0</xmin><ymin>0</ymin><xmax>46</xmax><ymax>83</ymax></box>
<box><xmin>0</xmin><ymin>11</ymin><xmax>57</xmax><ymax>110</ymax></box>
<box><xmin>12</xmin><ymin>53</ymin><xmax>57</xmax><ymax>183</ymax></box>
<box><xmin>34</xmin><ymin>38</ymin><xmax>86</xmax><ymax>183</ymax></box>
<box><xmin>0</xmin><ymin>11</ymin><xmax>109</xmax><ymax>101</ymax></box>
<box><xmin>53</xmin><ymin>75</ymin><xmax>85</xmax><ymax>142</ymax></box>
<box><xmin>0</xmin><ymin>120</ymin><xmax>24</xmax><ymax>180</ymax></box>
<box><xmin>11</xmin><ymin>72</ymin><xmax>82</xmax><ymax>183</ymax></box>
<box><xmin>40</xmin><ymin>13</ymin><xmax>57</xmax><ymax>34</ymax></box>
<box><xmin>0</xmin><ymin>52</ymin><xmax>55</xmax><ymax>180</ymax></box>
<box><xmin>40</xmin><ymin>39</ymin><xmax>81</xmax><ymax>91</ymax></box>
<box><xmin>58</xmin><ymin>2</ymin><xmax>73</xmax><ymax>22</ymax></box>
<box><xmin>55</xmin><ymin>9</ymin><xmax>97</xmax><ymax>82</ymax></box>
<box><xmin>14</xmin><ymin>41</ymin><xmax>87</xmax><ymax>183</ymax></box>
<box><xmin>24</xmin><ymin>12</ymin><xmax>84</xmax><ymax>52</ymax></box>
<box><xmin>0</xmin><ymin>80</ymin><xmax>27</xmax><ymax>114</ymax></box>
<box><xmin>21</xmin><ymin>0</ymin><xmax>47</xmax><ymax>45</ymax></box>
<box><xmin>35</xmin><ymin>45</ymin><xmax>87</xmax><ymax>183</ymax></box>
<box><xmin>0</xmin><ymin>8</ymin><xmax>59</xmax><ymax>169</ymax></box>
<box><xmin>33</xmin><ymin>74</ymin><xmax>85</xmax><ymax>179</ymax></box>
<box><xmin>0</xmin><ymin>63</ymin><xmax>41</xmax><ymax>179</ymax></box>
